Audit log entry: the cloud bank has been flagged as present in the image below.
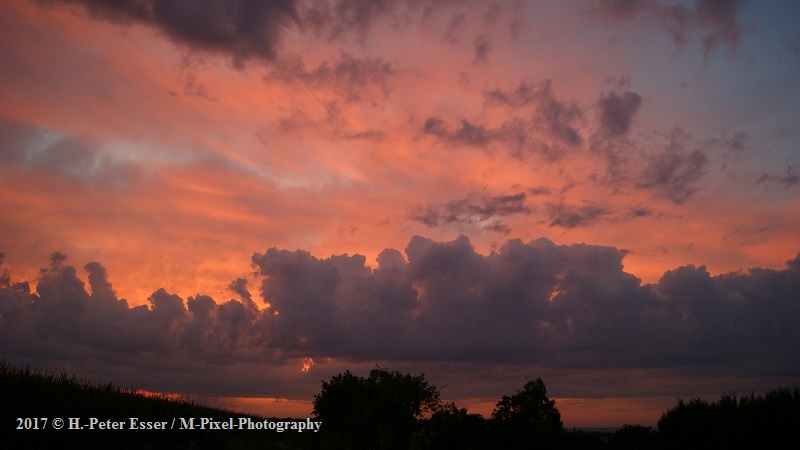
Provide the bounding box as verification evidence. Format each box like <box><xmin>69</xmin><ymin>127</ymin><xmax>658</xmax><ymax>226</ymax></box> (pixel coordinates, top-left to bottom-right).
<box><xmin>3</xmin><ymin>237</ymin><xmax>798</xmax><ymax>376</ymax></box>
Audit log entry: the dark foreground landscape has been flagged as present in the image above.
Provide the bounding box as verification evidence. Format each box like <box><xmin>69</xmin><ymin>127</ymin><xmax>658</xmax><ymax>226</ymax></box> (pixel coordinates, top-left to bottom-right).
<box><xmin>2</xmin><ymin>360</ymin><xmax>799</xmax><ymax>449</ymax></box>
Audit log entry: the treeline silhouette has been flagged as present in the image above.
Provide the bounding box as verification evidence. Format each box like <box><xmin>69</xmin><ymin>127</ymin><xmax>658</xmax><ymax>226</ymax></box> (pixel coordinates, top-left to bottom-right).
<box><xmin>312</xmin><ymin>368</ymin><xmax>596</xmax><ymax>450</ymax></box>
<box><xmin>311</xmin><ymin>368</ymin><xmax>800</xmax><ymax>450</ymax></box>
<box><xmin>658</xmin><ymin>389</ymin><xmax>800</xmax><ymax>450</ymax></box>
<box><xmin>3</xmin><ymin>360</ymin><xmax>800</xmax><ymax>449</ymax></box>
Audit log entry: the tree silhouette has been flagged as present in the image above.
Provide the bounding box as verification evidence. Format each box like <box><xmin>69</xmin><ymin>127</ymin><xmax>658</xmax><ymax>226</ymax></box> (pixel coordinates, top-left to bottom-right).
<box><xmin>492</xmin><ymin>378</ymin><xmax>563</xmax><ymax>432</ymax></box>
<box><xmin>425</xmin><ymin>401</ymin><xmax>493</xmax><ymax>449</ymax></box>
<box><xmin>312</xmin><ymin>367</ymin><xmax>441</xmax><ymax>449</ymax></box>
<box><xmin>658</xmin><ymin>387</ymin><xmax>800</xmax><ymax>450</ymax></box>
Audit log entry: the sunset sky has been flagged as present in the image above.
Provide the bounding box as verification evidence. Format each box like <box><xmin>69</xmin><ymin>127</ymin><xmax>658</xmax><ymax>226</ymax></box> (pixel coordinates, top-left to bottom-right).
<box><xmin>1</xmin><ymin>0</ymin><xmax>799</xmax><ymax>427</ymax></box>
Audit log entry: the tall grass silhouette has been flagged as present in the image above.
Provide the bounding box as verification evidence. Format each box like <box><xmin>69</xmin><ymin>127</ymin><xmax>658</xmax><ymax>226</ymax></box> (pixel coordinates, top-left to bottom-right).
<box><xmin>0</xmin><ymin>359</ymin><xmax>309</xmax><ymax>449</ymax></box>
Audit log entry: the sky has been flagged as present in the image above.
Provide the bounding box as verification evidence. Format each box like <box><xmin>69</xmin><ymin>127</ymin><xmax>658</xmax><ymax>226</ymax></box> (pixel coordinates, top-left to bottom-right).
<box><xmin>1</xmin><ymin>0</ymin><xmax>799</xmax><ymax>427</ymax></box>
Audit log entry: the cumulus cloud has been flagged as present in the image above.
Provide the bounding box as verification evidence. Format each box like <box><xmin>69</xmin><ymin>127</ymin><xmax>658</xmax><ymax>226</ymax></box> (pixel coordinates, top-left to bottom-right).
<box><xmin>251</xmin><ymin>247</ymin><xmax>343</xmax><ymax>352</ymax></box>
<box><xmin>3</xmin><ymin>237</ymin><xmax>799</xmax><ymax>376</ymax></box>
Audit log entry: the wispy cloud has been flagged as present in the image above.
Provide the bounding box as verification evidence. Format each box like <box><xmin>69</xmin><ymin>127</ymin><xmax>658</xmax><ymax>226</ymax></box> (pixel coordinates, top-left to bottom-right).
<box><xmin>596</xmin><ymin>0</ymin><xmax>744</xmax><ymax>58</ymax></box>
<box><xmin>408</xmin><ymin>192</ymin><xmax>530</xmax><ymax>233</ymax></box>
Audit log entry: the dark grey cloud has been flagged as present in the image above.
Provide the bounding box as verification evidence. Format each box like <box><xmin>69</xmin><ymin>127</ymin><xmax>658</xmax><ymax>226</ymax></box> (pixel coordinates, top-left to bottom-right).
<box><xmin>449</xmin><ymin>120</ymin><xmax>492</xmax><ymax>147</ymax></box>
<box><xmin>40</xmin><ymin>0</ymin><xmax>746</xmax><ymax>73</ymax></box>
<box><xmin>638</xmin><ymin>129</ymin><xmax>708</xmax><ymax>203</ymax></box>
<box><xmin>0</xmin><ymin>253</ymin><xmax>7</xmax><ymax>285</ymax></box>
<box><xmin>537</xmin><ymin>87</ymin><xmax>584</xmax><ymax>147</ymax></box>
<box><xmin>484</xmin><ymin>80</ymin><xmax>584</xmax><ymax>147</ymax></box>
<box><xmin>44</xmin><ymin>0</ymin><xmax>300</xmax><ymax>68</ymax></box>
<box><xmin>42</xmin><ymin>0</ymin><xmax>466</xmax><ymax>70</ymax></box>
<box><xmin>627</xmin><ymin>206</ymin><xmax>653</xmax><ymax>218</ymax></box>
<box><xmin>483</xmin><ymin>81</ymin><xmax>540</xmax><ymax>109</ymax></box>
<box><xmin>597</xmin><ymin>90</ymin><xmax>642</xmax><ymax>137</ymax></box>
<box><xmin>408</xmin><ymin>192</ymin><xmax>530</xmax><ymax>233</ymax></box>
<box><xmin>639</xmin><ymin>149</ymin><xmax>707</xmax><ymax>203</ymax></box>
<box><xmin>228</xmin><ymin>277</ymin><xmax>258</xmax><ymax>312</ymax></box>
<box><xmin>251</xmin><ymin>248</ymin><xmax>343</xmax><ymax>352</ymax></box>
<box><xmin>546</xmin><ymin>201</ymin><xmax>611</xmax><ymax>228</ymax></box>
<box><xmin>2</xmin><ymin>237</ymin><xmax>800</xmax><ymax>398</ymax></box>
<box><xmin>424</xmin><ymin>80</ymin><xmax>584</xmax><ymax>159</ymax></box>
<box><xmin>482</xmin><ymin>221</ymin><xmax>511</xmax><ymax>235</ymax></box>
<box><xmin>0</xmin><ymin>253</ymin><xmax>267</xmax><ymax>364</ymax></box>
<box><xmin>528</xmin><ymin>186</ymin><xmax>552</xmax><ymax>196</ymax></box>
<box><xmin>422</xmin><ymin>117</ymin><xmax>493</xmax><ymax>148</ymax></box>
<box><xmin>422</xmin><ymin>117</ymin><xmax>449</xmax><ymax>137</ymax></box>
<box><xmin>588</xmin><ymin>82</ymin><xmax>643</xmax><ymax>181</ymax></box>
